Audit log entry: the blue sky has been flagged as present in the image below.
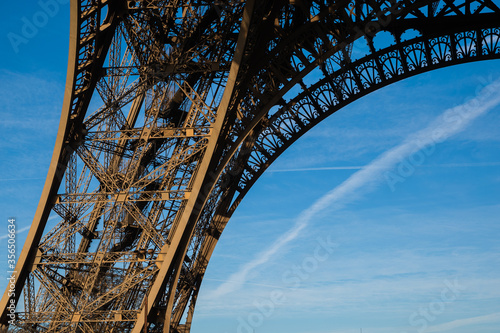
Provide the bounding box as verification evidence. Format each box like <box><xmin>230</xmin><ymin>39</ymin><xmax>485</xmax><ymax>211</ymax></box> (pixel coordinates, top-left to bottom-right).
<box><xmin>1</xmin><ymin>2</ymin><xmax>500</xmax><ymax>333</ymax></box>
<box><xmin>192</xmin><ymin>66</ymin><xmax>500</xmax><ymax>333</ymax></box>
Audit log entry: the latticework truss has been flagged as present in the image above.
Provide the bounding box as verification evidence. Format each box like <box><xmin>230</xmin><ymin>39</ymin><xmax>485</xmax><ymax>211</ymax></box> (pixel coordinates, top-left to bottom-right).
<box><xmin>1</xmin><ymin>0</ymin><xmax>500</xmax><ymax>332</ymax></box>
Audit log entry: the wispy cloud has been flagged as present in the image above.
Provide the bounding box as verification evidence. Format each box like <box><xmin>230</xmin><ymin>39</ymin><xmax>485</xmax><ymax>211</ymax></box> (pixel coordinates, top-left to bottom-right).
<box><xmin>198</xmin><ymin>255</ymin><xmax>500</xmax><ymax>316</ymax></box>
<box><xmin>270</xmin><ymin>166</ymin><xmax>365</xmax><ymax>172</ymax></box>
<box><xmin>0</xmin><ymin>215</ymin><xmax>59</xmax><ymax>242</ymax></box>
<box><xmin>0</xmin><ymin>225</ymin><xmax>30</xmax><ymax>240</ymax></box>
<box><xmin>426</xmin><ymin>312</ymin><xmax>500</xmax><ymax>332</ymax></box>
<box><xmin>0</xmin><ymin>177</ymin><xmax>45</xmax><ymax>182</ymax></box>
<box><xmin>208</xmin><ymin>217</ymin><xmax>309</xmax><ymax>298</ymax></box>
<box><xmin>268</xmin><ymin>162</ymin><xmax>500</xmax><ymax>173</ymax></box>
<box><xmin>208</xmin><ymin>78</ymin><xmax>500</xmax><ymax>299</ymax></box>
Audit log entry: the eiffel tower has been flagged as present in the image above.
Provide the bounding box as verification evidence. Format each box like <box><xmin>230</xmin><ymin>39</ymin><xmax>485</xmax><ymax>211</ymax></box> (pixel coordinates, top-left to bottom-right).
<box><xmin>1</xmin><ymin>0</ymin><xmax>499</xmax><ymax>332</ymax></box>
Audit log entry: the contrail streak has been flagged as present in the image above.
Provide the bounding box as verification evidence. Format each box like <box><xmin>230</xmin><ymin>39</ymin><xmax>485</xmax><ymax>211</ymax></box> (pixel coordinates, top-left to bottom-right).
<box><xmin>269</xmin><ymin>162</ymin><xmax>500</xmax><ymax>173</ymax></box>
<box><xmin>208</xmin><ymin>78</ymin><xmax>500</xmax><ymax>299</ymax></box>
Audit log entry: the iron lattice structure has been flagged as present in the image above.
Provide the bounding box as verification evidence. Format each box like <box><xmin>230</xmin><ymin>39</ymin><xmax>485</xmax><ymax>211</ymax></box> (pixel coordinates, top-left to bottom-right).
<box><xmin>1</xmin><ymin>0</ymin><xmax>500</xmax><ymax>332</ymax></box>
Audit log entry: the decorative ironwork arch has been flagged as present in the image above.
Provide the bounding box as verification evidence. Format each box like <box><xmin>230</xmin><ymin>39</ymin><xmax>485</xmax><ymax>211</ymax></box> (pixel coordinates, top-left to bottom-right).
<box><xmin>174</xmin><ymin>5</ymin><xmax>500</xmax><ymax>333</ymax></box>
<box><xmin>1</xmin><ymin>0</ymin><xmax>499</xmax><ymax>332</ymax></box>
<box><xmin>239</xmin><ymin>26</ymin><xmax>500</xmax><ymax>199</ymax></box>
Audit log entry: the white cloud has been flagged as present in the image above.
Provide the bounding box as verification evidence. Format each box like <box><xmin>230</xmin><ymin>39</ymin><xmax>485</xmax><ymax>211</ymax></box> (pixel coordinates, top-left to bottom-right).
<box><xmin>0</xmin><ymin>225</ymin><xmax>30</xmax><ymax>240</ymax></box>
<box><xmin>426</xmin><ymin>312</ymin><xmax>500</xmax><ymax>332</ymax></box>
<box><xmin>269</xmin><ymin>166</ymin><xmax>365</xmax><ymax>172</ymax></box>
<box><xmin>208</xmin><ymin>215</ymin><xmax>309</xmax><ymax>298</ymax></box>
<box><xmin>207</xmin><ymin>78</ymin><xmax>500</xmax><ymax>299</ymax></box>
<box><xmin>0</xmin><ymin>215</ymin><xmax>58</xmax><ymax>241</ymax></box>
<box><xmin>269</xmin><ymin>161</ymin><xmax>500</xmax><ymax>173</ymax></box>
<box><xmin>0</xmin><ymin>177</ymin><xmax>45</xmax><ymax>182</ymax></box>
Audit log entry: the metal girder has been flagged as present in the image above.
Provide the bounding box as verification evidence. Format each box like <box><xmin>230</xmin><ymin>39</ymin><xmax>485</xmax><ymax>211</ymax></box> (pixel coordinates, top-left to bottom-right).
<box><xmin>1</xmin><ymin>0</ymin><xmax>500</xmax><ymax>332</ymax></box>
<box><xmin>171</xmin><ymin>5</ymin><xmax>500</xmax><ymax>328</ymax></box>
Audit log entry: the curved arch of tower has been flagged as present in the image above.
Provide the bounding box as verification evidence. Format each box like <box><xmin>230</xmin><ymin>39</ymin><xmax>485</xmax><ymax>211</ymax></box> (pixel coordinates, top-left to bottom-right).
<box><xmin>1</xmin><ymin>0</ymin><xmax>499</xmax><ymax>332</ymax></box>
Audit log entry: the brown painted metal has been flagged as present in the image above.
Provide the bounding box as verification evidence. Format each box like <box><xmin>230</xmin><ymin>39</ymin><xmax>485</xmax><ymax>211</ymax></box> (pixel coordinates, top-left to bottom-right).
<box><xmin>1</xmin><ymin>0</ymin><xmax>499</xmax><ymax>332</ymax></box>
